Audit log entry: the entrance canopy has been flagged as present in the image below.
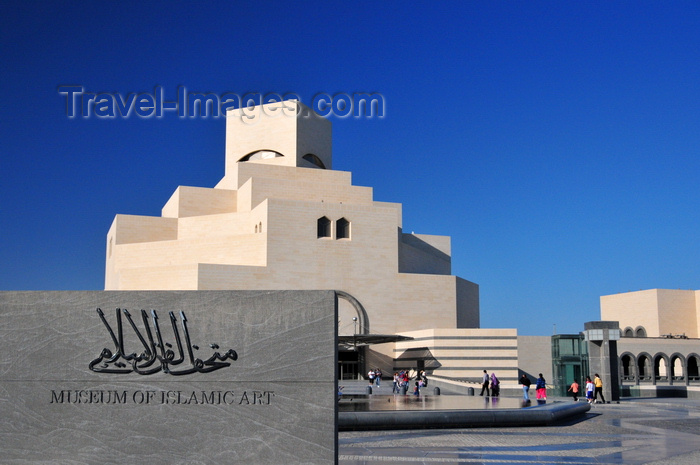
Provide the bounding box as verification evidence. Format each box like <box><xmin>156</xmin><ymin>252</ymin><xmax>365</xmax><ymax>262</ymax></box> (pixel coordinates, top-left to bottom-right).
<box><xmin>338</xmin><ymin>334</ymin><xmax>413</xmax><ymax>350</ymax></box>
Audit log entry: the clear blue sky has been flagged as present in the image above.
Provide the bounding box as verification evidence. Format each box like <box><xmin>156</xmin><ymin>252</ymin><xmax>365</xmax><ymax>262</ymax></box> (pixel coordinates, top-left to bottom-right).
<box><xmin>2</xmin><ymin>1</ymin><xmax>700</xmax><ymax>335</ymax></box>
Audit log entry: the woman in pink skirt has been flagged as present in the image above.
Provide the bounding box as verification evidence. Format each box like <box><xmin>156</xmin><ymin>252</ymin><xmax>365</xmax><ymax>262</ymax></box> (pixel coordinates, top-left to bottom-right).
<box><xmin>535</xmin><ymin>373</ymin><xmax>547</xmax><ymax>400</ymax></box>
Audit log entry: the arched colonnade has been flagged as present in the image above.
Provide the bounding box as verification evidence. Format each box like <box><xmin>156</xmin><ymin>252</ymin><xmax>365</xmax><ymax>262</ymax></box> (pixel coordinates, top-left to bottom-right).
<box><xmin>619</xmin><ymin>351</ymin><xmax>700</xmax><ymax>385</ymax></box>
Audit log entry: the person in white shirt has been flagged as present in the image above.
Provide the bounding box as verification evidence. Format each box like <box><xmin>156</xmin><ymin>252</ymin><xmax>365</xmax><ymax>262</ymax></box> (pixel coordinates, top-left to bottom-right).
<box><xmin>480</xmin><ymin>370</ymin><xmax>490</xmax><ymax>396</ymax></box>
<box><xmin>585</xmin><ymin>376</ymin><xmax>595</xmax><ymax>404</ymax></box>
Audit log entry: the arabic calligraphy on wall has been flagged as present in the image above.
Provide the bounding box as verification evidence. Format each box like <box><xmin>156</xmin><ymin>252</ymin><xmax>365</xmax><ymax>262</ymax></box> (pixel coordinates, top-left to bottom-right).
<box><xmin>89</xmin><ymin>308</ymin><xmax>238</xmax><ymax>375</ymax></box>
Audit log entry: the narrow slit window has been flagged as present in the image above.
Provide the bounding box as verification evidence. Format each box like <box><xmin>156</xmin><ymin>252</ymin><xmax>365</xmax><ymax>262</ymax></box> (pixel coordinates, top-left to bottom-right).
<box><xmin>317</xmin><ymin>216</ymin><xmax>331</xmax><ymax>238</ymax></box>
<box><xmin>336</xmin><ymin>217</ymin><xmax>350</xmax><ymax>239</ymax></box>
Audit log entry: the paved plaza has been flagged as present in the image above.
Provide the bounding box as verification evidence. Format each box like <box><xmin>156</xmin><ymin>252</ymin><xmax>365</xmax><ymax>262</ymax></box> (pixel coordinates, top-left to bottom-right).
<box><xmin>339</xmin><ymin>383</ymin><xmax>700</xmax><ymax>464</ymax></box>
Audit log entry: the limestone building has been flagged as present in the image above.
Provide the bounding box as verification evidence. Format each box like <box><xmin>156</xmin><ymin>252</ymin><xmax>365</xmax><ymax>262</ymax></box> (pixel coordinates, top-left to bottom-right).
<box><xmin>600</xmin><ymin>289</ymin><xmax>700</xmax><ymax>394</ymax></box>
<box><xmin>105</xmin><ymin>101</ymin><xmax>519</xmax><ymax>382</ymax></box>
<box><xmin>601</xmin><ymin>289</ymin><xmax>700</xmax><ymax>338</ymax></box>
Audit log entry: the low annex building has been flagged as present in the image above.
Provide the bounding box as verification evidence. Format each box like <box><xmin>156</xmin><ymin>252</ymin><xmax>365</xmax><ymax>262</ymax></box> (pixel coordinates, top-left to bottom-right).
<box><xmin>601</xmin><ymin>289</ymin><xmax>700</xmax><ymax>392</ymax></box>
<box><xmin>105</xmin><ymin>100</ymin><xmax>519</xmax><ymax>383</ymax></box>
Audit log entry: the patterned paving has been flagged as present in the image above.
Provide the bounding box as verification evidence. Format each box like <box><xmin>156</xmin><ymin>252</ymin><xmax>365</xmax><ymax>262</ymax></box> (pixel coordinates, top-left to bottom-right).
<box><xmin>339</xmin><ymin>401</ymin><xmax>700</xmax><ymax>464</ymax></box>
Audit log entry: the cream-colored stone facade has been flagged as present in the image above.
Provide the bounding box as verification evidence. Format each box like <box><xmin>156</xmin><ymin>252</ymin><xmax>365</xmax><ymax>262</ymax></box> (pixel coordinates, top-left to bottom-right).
<box><xmin>601</xmin><ymin>289</ymin><xmax>700</xmax><ymax>338</ymax></box>
<box><xmin>106</xmin><ymin>101</ymin><xmax>482</xmax><ymax>345</ymax></box>
<box><xmin>394</xmin><ymin>328</ymin><xmax>519</xmax><ymax>382</ymax></box>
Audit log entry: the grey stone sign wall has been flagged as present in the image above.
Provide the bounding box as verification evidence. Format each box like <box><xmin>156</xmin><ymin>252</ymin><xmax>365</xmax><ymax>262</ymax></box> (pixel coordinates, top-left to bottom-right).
<box><xmin>0</xmin><ymin>290</ymin><xmax>337</xmax><ymax>465</ymax></box>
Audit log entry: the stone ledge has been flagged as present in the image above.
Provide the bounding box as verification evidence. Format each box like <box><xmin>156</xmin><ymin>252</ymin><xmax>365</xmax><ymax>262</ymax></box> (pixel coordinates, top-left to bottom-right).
<box><xmin>339</xmin><ymin>401</ymin><xmax>590</xmax><ymax>430</ymax></box>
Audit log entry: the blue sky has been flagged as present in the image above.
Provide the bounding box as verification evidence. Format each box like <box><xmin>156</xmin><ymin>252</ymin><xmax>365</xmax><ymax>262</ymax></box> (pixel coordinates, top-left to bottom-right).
<box><xmin>2</xmin><ymin>1</ymin><xmax>700</xmax><ymax>335</ymax></box>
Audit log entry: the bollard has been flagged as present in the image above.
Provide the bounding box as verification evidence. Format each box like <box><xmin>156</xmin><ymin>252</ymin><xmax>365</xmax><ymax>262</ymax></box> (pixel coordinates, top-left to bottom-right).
<box><xmin>366</xmin><ymin>386</ymin><xmax>372</xmax><ymax>395</ymax></box>
<box><xmin>433</xmin><ymin>387</ymin><xmax>440</xmax><ymax>395</ymax></box>
<box><xmin>467</xmin><ymin>387</ymin><xmax>474</xmax><ymax>396</ymax></box>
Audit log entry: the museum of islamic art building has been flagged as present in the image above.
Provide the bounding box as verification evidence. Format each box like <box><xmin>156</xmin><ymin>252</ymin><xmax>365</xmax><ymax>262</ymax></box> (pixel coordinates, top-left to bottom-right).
<box><xmin>104</xmin><ymin>100</ymin><xmax>519</xmax><ymax>383</ymax></box>
<box><xmin>105</xmin><ymin>100</ymin><xmax>700</xmax><ymax>396</ymax></box>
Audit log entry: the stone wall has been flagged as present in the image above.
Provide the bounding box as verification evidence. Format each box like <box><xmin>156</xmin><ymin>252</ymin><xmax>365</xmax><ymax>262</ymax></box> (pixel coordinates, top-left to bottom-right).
<box><xmin>0</xmin><ymin>290</ymin><xmax>337</xmax><ymax>465</ymax></box>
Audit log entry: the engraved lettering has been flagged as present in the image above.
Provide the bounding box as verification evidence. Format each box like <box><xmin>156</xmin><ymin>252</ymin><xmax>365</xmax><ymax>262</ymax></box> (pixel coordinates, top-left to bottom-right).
<box><xmin>50</xmin><ymin>390</ymin><xmax>65</xmax><ymax>404</ymax></box>
<box><xmin>223</xmin><ymin>391</ymin><xmax>236</xmax><ymax>404</ymax></box>
<box><xmin>50</xmin><ymin>390</ymin><xmax>128</xmax><ymax>404</ymax></box>
<box><xmin>50</xmin><ymin>389</ymin><xmax>273</xmax><ymax>406</ymax></box>
<box><xmin>89</xmin><ymin>308</ymin><xmax>238</xmax><ymax>376</ymax></box>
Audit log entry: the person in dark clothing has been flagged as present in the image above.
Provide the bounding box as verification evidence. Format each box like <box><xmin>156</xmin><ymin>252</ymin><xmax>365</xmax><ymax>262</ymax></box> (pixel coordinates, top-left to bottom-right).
<box><xmin>519</xmin><ymin>374</ymin><xmax>531</xmax><ymax>401</ymax></box>
<box><xmin>490</xmin><ymin>372</ymin><xmax>500</xmax><ymax>397</ymax></box>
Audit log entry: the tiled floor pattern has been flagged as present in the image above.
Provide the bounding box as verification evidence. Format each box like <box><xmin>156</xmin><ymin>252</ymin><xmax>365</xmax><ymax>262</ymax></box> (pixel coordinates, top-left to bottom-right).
<box><xmin>339</xmin><ymin>402</ymin><xmax>700</xmax><ymax>464</ymax></box>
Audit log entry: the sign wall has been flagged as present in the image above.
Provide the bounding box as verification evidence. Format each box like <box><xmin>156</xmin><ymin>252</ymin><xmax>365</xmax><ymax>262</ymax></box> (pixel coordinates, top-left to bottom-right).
<box><xmin>0</xmin><ymin>290</ymin><xmax>337</xmax><ymax>465</ymax></box>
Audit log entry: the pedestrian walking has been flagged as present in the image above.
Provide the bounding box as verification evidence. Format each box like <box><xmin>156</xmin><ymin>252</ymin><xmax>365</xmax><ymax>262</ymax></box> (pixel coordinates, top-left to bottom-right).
<box><xmin>519</xmin><ymin>374</ymin><xmax>531</xmax><ymax>401</ymax></box>
<box><xmin>585</xmin><ymin>376</ymin><xmax>594</xmax><ymax>403</ymax></box>
<box><xmin>535</xmin><ymin>373</ymin><xmax>547</xmax><ymax>400</ymax></box>
<box><xmin>480</xmin><ymin>370</ymin><xmax>490</xmax><ymax>396</ymax></box>
<box><xmin>419</xmin><ymin>370</ymin><xmax>428</xmax><ymax>387</ymax></box>
<box><xmin>567</xmin><ymin>380</ymin><xmax>580</xmax><ymax>401</ymax></box>
<box><xmin>593</xmin><ymin>374</ymin><xmax>606</xmax><ymax>403</ymax></box>
<box><xmin>490</xmin><ymin>372</ymin><xmax>500</xmax><ymax>397</ymax></box>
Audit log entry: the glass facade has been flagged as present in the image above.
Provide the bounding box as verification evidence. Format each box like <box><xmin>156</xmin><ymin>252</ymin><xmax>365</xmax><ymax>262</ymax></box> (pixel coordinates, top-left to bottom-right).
<box><xmin>551</xmin><ymin>334</ymin><xmax>589</xmax><ymax>397</ymax></box>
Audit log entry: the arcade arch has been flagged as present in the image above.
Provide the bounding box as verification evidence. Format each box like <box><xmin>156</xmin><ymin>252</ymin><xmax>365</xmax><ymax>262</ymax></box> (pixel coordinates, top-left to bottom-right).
<box><xmin>620</xmin><ymin>350</ymin><xmax>700</xmax><ymax>386</ymax></box>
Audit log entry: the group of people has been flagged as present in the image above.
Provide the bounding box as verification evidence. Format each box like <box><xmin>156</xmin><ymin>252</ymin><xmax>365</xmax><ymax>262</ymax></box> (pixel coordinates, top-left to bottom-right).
<box><xmin>567</xmin><ymin>374</ymin><xmax>607</xmax><ymax>404</ymax></box>
<box><xmin>392</xmin><ymin>369</ymin><xmax>429</xmax><ymax>395</ymax></box>
<box><xmin>479</xmin><ymin>370</ymin><xmax>500</xmax><ymax>396</ymax></box>
<box><xmin>518</xmin><ymin>373</ymin><xmax>547</xmax><ymax>401</ymax></box>
<box><xmin>368</xmin><ymin>368</ymin><xmax>429</xmax><ymax>396</ymax></box>
<box><xmin>392</xmin><ymin>370</ymin><xmax>409</xmax><ymax>392</ymax></box>
<box><xmin>367</xmin><ymin>368</ymin><xmax>383</xmax><ymax>386</ymax></box>
<box><xmin>518</xmin><ymin>372</ymin><xmax>607</xmax><ymax>404</ymax></box>
<box><xmin>369</xmin><ymin>367</ymin><xmax>607</xmax><ymax>403</ymax></box>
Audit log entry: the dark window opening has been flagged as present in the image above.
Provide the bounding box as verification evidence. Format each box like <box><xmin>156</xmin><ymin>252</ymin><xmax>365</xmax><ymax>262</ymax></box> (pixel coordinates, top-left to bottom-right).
<box><xmin>336</xmin><ymin>217</ymin><xmax>350</xmax><ymax>239</ymax></box>
<box><xmin>621</xmin><ymin>355</ymin><xmax>633</xmax><ymax>377</ymax></box>
<box><xmin>303</xmin><ymin>153</ymin><xmax>326</xmax><ymax>169</ymax></box>
<box><xmin>317</xmin><ymin>216</ymin><xmax>331</xmax><ymax>238</ymax></box>
<box><xmin>688</xmin><ymin>356</ymin><xmax>700</xmax><ymax>380</ymax></box>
